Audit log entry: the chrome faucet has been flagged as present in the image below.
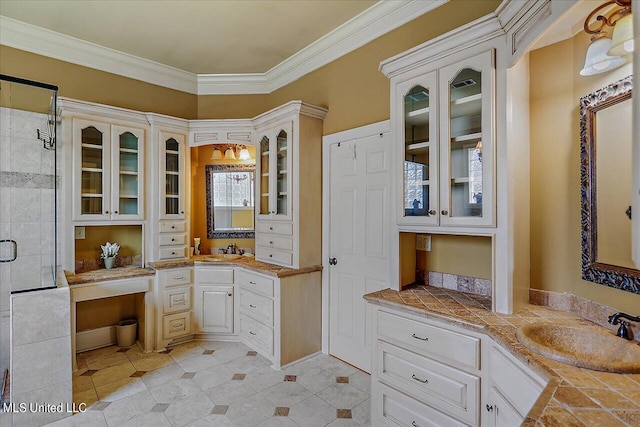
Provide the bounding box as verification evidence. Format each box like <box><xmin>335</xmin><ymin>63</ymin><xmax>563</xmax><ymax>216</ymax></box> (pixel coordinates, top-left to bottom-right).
<box><xmin>227</xmin><ymin>243</ymin><xmax>236</xmax><ymax>254</ymax></box>
<box><xmin>608</xmin><ymin>312</ymin><xmax>640</xmax><ymax>341</ymax></box>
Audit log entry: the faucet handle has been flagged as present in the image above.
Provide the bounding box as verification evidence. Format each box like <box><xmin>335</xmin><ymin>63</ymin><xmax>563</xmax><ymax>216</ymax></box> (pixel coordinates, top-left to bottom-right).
<box><xmin>616</xmin><ymin>321</ymin><xmax>633</xmax><ymax>340</ymax></box>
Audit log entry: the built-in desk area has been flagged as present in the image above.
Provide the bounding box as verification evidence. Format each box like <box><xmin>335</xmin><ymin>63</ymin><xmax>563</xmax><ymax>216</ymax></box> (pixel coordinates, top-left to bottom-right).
<box><xmin>66</xmin><ymin>267</ymin><xmax>156</xmax><ymax>370</ymax></box>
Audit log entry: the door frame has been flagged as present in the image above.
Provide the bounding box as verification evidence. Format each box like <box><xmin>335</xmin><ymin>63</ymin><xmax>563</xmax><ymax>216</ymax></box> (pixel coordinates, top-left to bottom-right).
<box><xmin>321</xmin><ymin>120</ymin><xmax>391</xmax><ymax>354</ymax></box>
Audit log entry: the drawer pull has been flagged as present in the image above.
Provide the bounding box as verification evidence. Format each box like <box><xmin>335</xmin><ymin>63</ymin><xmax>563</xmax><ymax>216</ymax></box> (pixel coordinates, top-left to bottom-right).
<box><xmin>173</xmin><ymin>276</ymin><xmax>184</xmax><ymax>280</ymax></box>
<box><xmin>249</xmin><ymin>304</ymin><xmax>257</xmax><ymax>308</ymax></box>
<box><xmin>249</xmin><ymin>331</ymin><xmax>257</xmax><ymax>336</ymax></box>
<box><xmin>171</xmin><ymin>296</ymin><xmax>184</xmax><ymax>302</ymax></box>
<box><xmin>412</xmin><ymin>422</ymin><xmax>419</xmax><ymax>427</ymax></box>
<box><xmin>411</xmin><ymin>374</ymin><xmax>428</xmax><ymax>384</ymax></box>
<box><xmin>411</xmin><ymin>333</ymin><xmax>429</xmax><ymax>341</ymax></box>
<box><xmin>172</xmin><ymin>323</ymin><xmax>183</xmax><ymax>329</ymax></box>
<box><xmin>249</xmin><ymin>281</ymin><xmax>257</xmax><ymax>285</ymax></box>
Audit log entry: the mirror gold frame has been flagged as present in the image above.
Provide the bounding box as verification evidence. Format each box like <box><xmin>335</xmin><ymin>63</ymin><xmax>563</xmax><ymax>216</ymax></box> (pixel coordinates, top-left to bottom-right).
<box><xmin>580</xmin><ymin>75</ymin><xmax>639</xmax><ymax>294</ymax></box>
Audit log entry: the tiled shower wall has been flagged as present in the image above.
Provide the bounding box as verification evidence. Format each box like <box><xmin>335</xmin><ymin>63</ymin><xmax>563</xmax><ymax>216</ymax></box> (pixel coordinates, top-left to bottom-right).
<box><xmin>0</xmin><ymin>107</ymin><xmax>57</xmax><ymax>392</ymax></box>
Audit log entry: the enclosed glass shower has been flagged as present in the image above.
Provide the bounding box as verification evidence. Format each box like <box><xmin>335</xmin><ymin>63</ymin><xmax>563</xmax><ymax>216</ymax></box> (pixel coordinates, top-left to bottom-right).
<box><xmin>0</xmin><ymin>75</ymin><xmax>59</xmax><ymax>404</ymax></box>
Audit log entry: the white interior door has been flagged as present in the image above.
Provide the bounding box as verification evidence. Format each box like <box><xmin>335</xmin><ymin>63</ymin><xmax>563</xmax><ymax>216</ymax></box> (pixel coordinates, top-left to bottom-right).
<box><xmin>328</xmin><ymin>129</ymin><xmax>390</xmax><ymax>372</ymax></box>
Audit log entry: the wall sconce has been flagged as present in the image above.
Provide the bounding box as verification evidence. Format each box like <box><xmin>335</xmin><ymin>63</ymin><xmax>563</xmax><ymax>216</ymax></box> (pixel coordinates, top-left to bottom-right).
<box><xmin>211</xmin><ymin>146</ymin><xmax>223</xmax><ymax>160</ymax></box>
<box><xmin>581</xmin><ymin>0</ymin><xmax>632</xmax><ymax>76</ymax></box>
<box><xmin>211</xmin><ymin>144</ymin><xmax>252</xmax><ymax>161</ymax></box>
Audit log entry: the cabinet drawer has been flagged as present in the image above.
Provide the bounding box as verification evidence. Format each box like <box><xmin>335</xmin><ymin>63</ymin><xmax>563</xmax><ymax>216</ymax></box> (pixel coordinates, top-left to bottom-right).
<box><xmin>159</xmin><ymin>246</ymin><xmax>187</xmax><ymax>260</ymax></box>
<box><xmin>237</xmin><ymin>270</ymin><xmax>274</xmax><ymax>297</ymax></box>
<box><xmin>162</xmin><ymin>268</ymin><xmax>192</xmax><ymax>287</ymax></box>
<box><xmin>256</xmin><ymin>247</ymin><xmax>293</xmax><ymax>266</ymax></box>
<box><xmin>256</xmin><ymin>235</ymin><xmax>293</xmax><ymax>251</ymax></box>
<box><xmin>256</xmin><ymin>222</ymin><xmax>293</xmax><ymax>236</ymax></box>
<box><xmin>375</xmin><ymin>382</ymin><xmax>467</xmax><ymax>427</ymax></box>
<box><xmin>163</xmin><ymin>312</ymin><xmax>191</xmax><ymax>339</ymax></box>
<box><xmin>163</xmin><ymin>286</ymin><xmax>191</xmax><ymax>314</ymax></box>
<box><xmin>377</xmin><ymin>341</ymin><xmax>479</xmax><ymax>425</ymax></box>
<box><xmin>489</xmin><ymin>345</ymin><xmax>545</xmax><ymax>417</ymax></box>
<box><xmin>196</xmin><ymin>268</ymin><xmax>234</xmax><ymax>284</ymax></box>
<box><xmin>239</xmin><ymin>288</ymin><xmax>274</xmax><ymax>326</ymax></box>
<box><xmin>159</xmin><ymin>233</ymin><xmax>186</xmax><ymax>246</ymax></box>
<box><xmin>377</xmin><ymin>310</ymin><xmax>480</xmax><ymax>370</ymax></box>
<box><xmin>240</xmin><ymin>314</ymin><xmax>274</xmax><ymax>356</ymax></box>
<box><xmin>160</xmin><ymin>221</ymin><xmax>185</xmax><ymax>233</ymax></box>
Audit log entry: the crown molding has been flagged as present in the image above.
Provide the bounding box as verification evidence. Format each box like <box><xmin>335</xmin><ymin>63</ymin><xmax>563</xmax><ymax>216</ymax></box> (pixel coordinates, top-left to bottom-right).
<box><xmin>197</xmin><ymin>0</ymin><xmax>448</xmax><ymax>95</ymax></box>
<box><xmin>0</xmin><ymin>16</ymin><xmax>197</xmax><ymax>94</ymax></box>
<box><xmin>1</xmin><ymin>0</ymin><xmax>448</xmax><ymax>95</ymax></box>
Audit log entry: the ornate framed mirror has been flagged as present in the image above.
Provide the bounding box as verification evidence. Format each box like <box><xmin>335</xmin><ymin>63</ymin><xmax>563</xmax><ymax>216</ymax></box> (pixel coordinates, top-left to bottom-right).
<box><xmin>206</xmin><ymin>164</ymin><xmax>255</xmax><ymax>239</ymax></box>
<box><xmin>580</xmin><ymin>75</ymin><xmax>639</xmax><ymax>293</ymax></box>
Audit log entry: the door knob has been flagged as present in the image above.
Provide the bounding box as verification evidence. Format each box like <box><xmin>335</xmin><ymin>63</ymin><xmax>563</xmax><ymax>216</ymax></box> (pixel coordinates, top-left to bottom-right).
<box><xmin>329</xmin><ymin>258</ymin><xmax>338</xmax><ymax>266</ymax></box>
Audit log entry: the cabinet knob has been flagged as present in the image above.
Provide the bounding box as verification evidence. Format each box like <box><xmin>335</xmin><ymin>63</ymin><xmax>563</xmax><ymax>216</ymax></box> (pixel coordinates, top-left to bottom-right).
<box><xmin>105</xmin><ymin>210</ymin><xmax>109</xmax><ymax>214</ymax></box>
<box><xmin>441</xmin><ymin>210</ymin><xmax>448</xmax><ymax>216</ymax></box>
<box><xmin>171</xmin><ymin>252</ymin><xmax>176</xmax><ymax>255</ymax></box>
<box><xmin>269</xmin><ymin>254</ymin><xmax>273</xmax><ymax>258</ymax></box>
<box><xmin>114</xmin><ymin>210</ymin><xmax>118</xmax><ymax>214</ymax></box>
<box><xmin>227</xmin><ymin>293</ymin><xmax>232</xmax><ymax>297</ymax></box>
<box><xmin>269</xmin><ymin>241</ymin><xmax>273</xmax><ymax>245</ymax></box>
<box><xmin>486</xmin><ymin>404</ymin><xmax>494</xmax><ymax>413</ymax></box>
<box><xmin>269</xmin><ymin>227</ymin><xmax>273</xmax><ymax>231</ymax></box>
<box><xmin>428</xmin><ymin>210</ymin><xmax>436</xmax><ymax>215</ymax></box>
<box><xmin>180</xmin><ymin>211</ymin><xmax>184</xmax><ymax>214</ymax></box>
<box><xmin>171</xmin><ymin>238</ymin><xmax>175</xmax><ymax>242</ymax></box>
<box><xmin>171</xmin><ymin>226</ymin><xmax>175</xmax><ymax>229</ymax></box>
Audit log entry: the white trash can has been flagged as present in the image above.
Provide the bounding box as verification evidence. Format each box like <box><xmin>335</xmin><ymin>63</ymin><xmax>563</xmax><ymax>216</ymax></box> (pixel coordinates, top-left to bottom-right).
<box><xmin>116</xmin><ymin>319</ymin><xmax>137</xmax><ymax>347</ymax></box>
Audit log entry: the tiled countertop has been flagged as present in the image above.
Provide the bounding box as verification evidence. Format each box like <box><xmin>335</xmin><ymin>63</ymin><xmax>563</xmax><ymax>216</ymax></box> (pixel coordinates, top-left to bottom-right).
<box><xmin>364</xmin><ymin>285</ymin><xmax>640</xmax><ymax>427</ymax></box>
<box><xmin>66</xmin><ymin>255</ymin><xmax>322</xmax><ymax>285</ymax></box>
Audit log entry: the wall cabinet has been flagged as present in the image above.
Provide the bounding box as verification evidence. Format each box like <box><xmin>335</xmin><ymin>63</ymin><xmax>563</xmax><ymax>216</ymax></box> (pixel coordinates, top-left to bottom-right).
<box><xmin>72</xmin><ymin>118</ymin><xmax>145</xmax><ymax>221</ymax></box>
<box><xmin>393</xmin><ymin>50</ymin><xmax>494</xmax><ymax>228</ymax></box>
<box><xmin>159</xmin><ymin>130</ymin><xmax>187</xmax><ymax>220</ymax></box>
<box><xmin>253</xmin><ymin>101</ymin><xmax>327</xmax><ymax>268</ymax></box>
<box><xmin>194</xmin><ymin>267</ymin><xmax>235</xmax><ymax>335</ymax></box>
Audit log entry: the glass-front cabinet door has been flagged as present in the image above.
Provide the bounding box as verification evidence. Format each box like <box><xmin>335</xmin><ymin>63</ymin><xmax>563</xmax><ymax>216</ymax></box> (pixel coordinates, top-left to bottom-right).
<box><xmin>111</xmin><ymin>125</ymin><xmax>144</xmax><ymax>220</ymax></box>
<box><xmin>74</xmin><ymin>119</ymin><xmax>111</xmax><ymax>220</ymax></box>
<box><xmin>439</xmin><ymin>50</ymin><xmax>494</xmax><ymax>226</ymax></box>
<box><xmin>258</xmin><ymin>135</ymin><xmax>271</xmax><ymax>215</ymax></box>
<box><xmin>398</xmin><ymin>72</ymin><xmax>438</xmax><ymax>226</ymax></box>
<box><xmin>160</xmin><ymin>131</ymin><xmax>186</xmax><ymax>219</ymax></box>
<box><xmin>256</xmin><ymin>121</ymin><xmax>293</xmax><ymax>221</ymax></box>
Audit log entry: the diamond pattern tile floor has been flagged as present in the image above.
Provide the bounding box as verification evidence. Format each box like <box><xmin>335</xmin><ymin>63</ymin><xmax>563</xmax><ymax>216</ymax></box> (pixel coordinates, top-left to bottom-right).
<box><xmin>52</xmin><ymin>341</ymin><xmax>371</xmax><ymax>426</ymax></box>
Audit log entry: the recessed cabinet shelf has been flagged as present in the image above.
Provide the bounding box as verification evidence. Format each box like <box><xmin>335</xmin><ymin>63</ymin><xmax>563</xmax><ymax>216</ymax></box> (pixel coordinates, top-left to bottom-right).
<box><xmin>407</xmin><ymin>141</ymin><xmax>430</xmax><ymax>150</ymax></box>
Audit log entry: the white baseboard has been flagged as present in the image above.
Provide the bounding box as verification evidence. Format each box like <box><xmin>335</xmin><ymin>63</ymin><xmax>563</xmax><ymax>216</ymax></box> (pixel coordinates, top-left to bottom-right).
<box><xmin>76</xmin><ymin>326</ymin><xmax>116</xmax><ymax>353</ymax></box>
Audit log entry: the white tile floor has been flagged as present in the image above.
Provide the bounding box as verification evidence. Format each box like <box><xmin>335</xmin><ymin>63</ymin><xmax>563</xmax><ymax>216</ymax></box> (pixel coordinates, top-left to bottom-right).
<box><xmin>48</xmin><ymin>341</ymin><xmax>371</xmax><ymax>427</ymax></box>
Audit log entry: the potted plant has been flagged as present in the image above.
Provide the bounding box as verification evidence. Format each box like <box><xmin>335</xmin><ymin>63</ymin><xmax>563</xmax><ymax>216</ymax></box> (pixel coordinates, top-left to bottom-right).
<box><xmin>100</xmin><ymin>242</ymin><xmax>120</xmax><ymax>269</ymax></box>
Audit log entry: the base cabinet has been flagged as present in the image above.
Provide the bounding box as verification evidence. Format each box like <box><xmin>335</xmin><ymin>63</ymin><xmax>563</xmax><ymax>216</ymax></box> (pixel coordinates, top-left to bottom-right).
<box><xmin>194</xmin><ymin>267</ymin><xmax>236</xmax><ymax>336</ymax></box>
<box><xmin>198</xmin><ymin>285</ymin><xmax>234</xmax><ymax>334</ymax></box>
<box><xmin>368</xmin><ymin>303</ymin><xmax>548</xmax><ymax>427</ymax></box>
<box><xmin>155</xmin><ymin>268</ymin><xmax>193</xmax><ymax>350</ymax></box>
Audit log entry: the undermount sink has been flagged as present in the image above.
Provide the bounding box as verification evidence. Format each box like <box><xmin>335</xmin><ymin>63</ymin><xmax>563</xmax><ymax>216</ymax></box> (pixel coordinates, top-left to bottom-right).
<box><xmin>516</xmin><ymin>322</ymin><xmax>640</xmax><ymax>374</ymax></box>
<box><xmin>205</xmin><ymin>254</ymin><xmax>243</xmax><ymax>261</ymax></box>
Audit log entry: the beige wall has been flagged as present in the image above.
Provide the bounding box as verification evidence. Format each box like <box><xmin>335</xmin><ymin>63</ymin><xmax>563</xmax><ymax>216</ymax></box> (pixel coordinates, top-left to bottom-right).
<box><xmin>417</xmin><ymin>234</ymin><xmax>492</xmax><ymax>279</ymax></box>
<box><xmin>0</xmin><ymin>46</ymin><xmax>197</xmax><ymax>118</ymax></box>
<box><xmin>530</xmin><ymin>32</ymin><xmax>640</xmax><ymax>313</ymax></box>
<box><xmin>74</xmin><ymin>225</ymin><xmax>143</xmax><ymax>261</ymax></box>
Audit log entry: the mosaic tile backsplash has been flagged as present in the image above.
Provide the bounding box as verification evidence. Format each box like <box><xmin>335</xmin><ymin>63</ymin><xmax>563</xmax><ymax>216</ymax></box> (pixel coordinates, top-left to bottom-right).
<box><xmin>416</xmin><ymin>268</ymin><xmax>492</xmax><ymax>297</ymax></box>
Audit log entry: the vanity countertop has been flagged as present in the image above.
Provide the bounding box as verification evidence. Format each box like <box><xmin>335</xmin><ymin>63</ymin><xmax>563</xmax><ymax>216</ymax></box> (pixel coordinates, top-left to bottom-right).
<box><xmin>147</xmin><ymin>255</ymin><xmax>322</xmax><ymax>278</ymax></box>
<box><xmin>364</xmin><ymin>285</ymin><xmax>640</xmax><ymax>427</ymax></box>
<box><xmin>66</xmin><ymin>256</ymin><xmax>322</xmax><ymax>285</ymax></box>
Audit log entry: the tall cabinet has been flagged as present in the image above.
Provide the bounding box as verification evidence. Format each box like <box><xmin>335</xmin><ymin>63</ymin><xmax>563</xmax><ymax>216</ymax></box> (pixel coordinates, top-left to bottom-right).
<box><xmin>253</xmin><ymin>101</ymin><xmax>327</xmax><ymax>269</ymax></box>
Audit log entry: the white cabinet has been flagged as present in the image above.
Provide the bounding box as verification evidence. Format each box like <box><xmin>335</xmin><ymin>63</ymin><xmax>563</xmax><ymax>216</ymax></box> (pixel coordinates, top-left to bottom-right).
<box><xmin>256</xmin><ymin>120</ymin><xmax>293</xmax><ymax>221</ymax></box>
<box><xmin>371</xmin><ymin>305</ymin><xmax>483</xmax><ymax>426</ymax></box>
<box><xmin>159</xmin><ymin>130</ymin><xmax>187</xmax><ymax>220</ymax></box>
<box><xmin>485</xmin><ymin>343</ymin><xmax>545</xmax><ymax>426</ymax></box>
<box><xmin>72</xmin><ymin>118</ymin><xmax>145</xmax><ymax>221</ymax></box>
<box><xmin>392</xmin><ymin>50</ymin><xmax>494</xmax><ymax>228</ymax></box>
<box><xmin>253</xmin><ymin>101</ymin><xmax>327</xmax><ymax>268</ymax></box>
<box><xmin>194</xmin><ymin>267</ymin><xmax>235</xmax><ymax>335</ymax></box>
<box><xmin>155</xmin><ymin>267</ymin><xmax>193</xmax><ymax>349</ymax></box>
